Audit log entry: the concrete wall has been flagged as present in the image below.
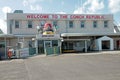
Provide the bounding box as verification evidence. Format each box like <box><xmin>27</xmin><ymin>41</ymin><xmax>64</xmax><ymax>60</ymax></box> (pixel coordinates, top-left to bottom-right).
<box><xmin>7</xmin><ymin>13</ymin><xmax>114</xmax><ymax>35</ymax></box>
<box><xmin>66</xmin><ymin>20</ymin><xmax>114</xmax><ymax>33</ymax></box>
<box><xmin>8</xmin><ymin>38</ymin><xmax>32</xmax><ymax>48</ymax></box>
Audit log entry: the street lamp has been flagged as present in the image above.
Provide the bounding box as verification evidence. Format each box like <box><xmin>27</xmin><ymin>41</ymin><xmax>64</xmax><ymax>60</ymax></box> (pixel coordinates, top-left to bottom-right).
<box><xmin>36</xmin><ymin>26</ymin><xmax>41</xmax><ymax>55</ymax></box>
<box><xmin>36</xmin><ymin>26</ymin><xmax>41</xmax><ymax>34</ymax></box>
<box><xmin>36</xmin><ymin>26</ymin><xmax>42</xmax><ymax>55</ymax></box>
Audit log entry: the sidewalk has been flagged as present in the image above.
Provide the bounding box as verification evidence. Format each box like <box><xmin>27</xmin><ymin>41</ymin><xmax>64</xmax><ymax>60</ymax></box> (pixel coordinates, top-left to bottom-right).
<box><xmin>99</xmin><ymin>50</ymin><xmax>120</xmax><ymax>54</ymax></box>
<box><xmin>60</xmin><ymin>50</ymin><xmax>120</xmax><ymax>56</ymax></box>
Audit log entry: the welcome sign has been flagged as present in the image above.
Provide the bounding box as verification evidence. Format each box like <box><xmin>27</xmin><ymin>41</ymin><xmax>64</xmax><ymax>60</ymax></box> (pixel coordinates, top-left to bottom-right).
<box><xmin>26</xmin><ymin>14</ymin><xmax>106</xmax><ymax>20</ymax></box>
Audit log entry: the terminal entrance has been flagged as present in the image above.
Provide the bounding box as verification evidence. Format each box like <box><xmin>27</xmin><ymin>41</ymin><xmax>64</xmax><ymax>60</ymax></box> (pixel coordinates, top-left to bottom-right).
<box><xmin>44</xmin><ymin>41</ymin><xmax>52</xmax><ymax>48</ymax></box>
<box><xmin>37</xmin><ymin>40</ymin><xmax>61</xmax><ymax>55</ymax></box>
<box><xmin>38</xmin><ymin>40</ymin><xmax>44</xmax><ymax>54</ymax></box>
<box><xmin>35</xmin><ymin>22</ymin><xmax>61</xmax><ymax>55</ymax></box>
<box><xmin>44</xmin><ymin>40</ymin><xmax>59</xmax><ymax>55</ymax></box>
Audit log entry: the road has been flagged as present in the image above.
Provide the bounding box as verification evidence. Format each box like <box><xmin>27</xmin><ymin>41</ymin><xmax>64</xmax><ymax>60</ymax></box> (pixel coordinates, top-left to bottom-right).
<box><xmin>0</xmin><ymin>52</ymin><xmax>120</xmax><ymax>80</ymax></box>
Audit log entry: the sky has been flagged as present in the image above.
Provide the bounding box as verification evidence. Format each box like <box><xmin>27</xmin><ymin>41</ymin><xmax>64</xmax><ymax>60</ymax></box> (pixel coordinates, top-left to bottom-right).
<box><xmin>0</xmin><ymin>0</ymin><xmax>120</xmax><ymax>33</ymax></box>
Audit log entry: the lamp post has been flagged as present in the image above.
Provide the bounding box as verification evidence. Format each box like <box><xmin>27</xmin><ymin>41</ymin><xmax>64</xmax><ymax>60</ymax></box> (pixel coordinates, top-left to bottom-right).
<box><xmin>37</xmin><ymin>26</ymin><xmax>41</xmax><ymax>34</ymax></box>
<box><xmin>36</xmin><ymin>26</ymin><xmax>41</xmax><ymax>55</ymax></box>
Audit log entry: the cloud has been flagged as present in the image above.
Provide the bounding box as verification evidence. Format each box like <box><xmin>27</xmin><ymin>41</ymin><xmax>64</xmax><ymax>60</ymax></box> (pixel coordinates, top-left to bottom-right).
<box><xmin>56</xmin><ymin>11</ymin><xmax>66</xmax><ymax>14</ymax></box>
<box><xmin>23</xmin><ymin>0</ymin><xmax>29</xmax><ymax>6</ymax></box>
<box><xmin>87</xmin><ymin>0</ymin><xmax>104</xmax><ymax>12</ymax></box>
<box><xmin>22</xmin><ymin>0</ymin><xmax>43</xmax><ymax>11</ymax></box>
<box><xmin>23</xmin><ymin>0</ymin><xmax>40</xmax><ymax>5</ymax></box>
<box><xmin>74</xmin><ymin>7</ymin><xmax>85</xmax><ymax>14</ymax></box>
<box><xmin>23</xmin><ymin>0</ymin><xmax>42</xmax><ymax>6</ymax></box>
<box><xmin>30</xmin><ymin>5</ymin><xmax>42</xmax><ymax>11</ymax></box>
<box><xmin>74</xmin><ymin>0</ymin><xmax>104</xmax><ymax>14</ymax></box>
<box><xmin>2</xmin><ymin>6</ymin><xmax>12</xmax><ymax>13</ymax></box>
<box><xmin>0</xmin><ymin>6</ymin><xmax>11</xmax><ymax>34</ymax></box>
<box><xmin>119</xmin><ymin>23</ymin><xmax>120</xmax><ymax>26</ymax></box>
<box><xmin>108</xmin><ymin>0</ymin><xmax>120</xmax><ymax>13</ymax></box>
<box><xmin>117</xmin><ymin>21</ymin><xmax>120</xmax><ymax>26</ymax></box>
<box><xmin>0</xmin><ymin>19</ymin><xmax>7</xmax><ymax>34</ymax></box>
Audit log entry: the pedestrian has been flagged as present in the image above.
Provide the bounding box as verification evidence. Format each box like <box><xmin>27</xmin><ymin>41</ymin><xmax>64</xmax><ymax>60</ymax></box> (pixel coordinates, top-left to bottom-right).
<box><xmin>8</xmin><ymin>49</ymin><xmax>12</xmax><ymax>59</ymax></box>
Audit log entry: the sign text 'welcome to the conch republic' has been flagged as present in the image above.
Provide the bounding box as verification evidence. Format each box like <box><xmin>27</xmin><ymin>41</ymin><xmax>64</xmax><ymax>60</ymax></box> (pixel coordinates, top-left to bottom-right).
<box><xmin>27</xmin><ymin>14</ymin><xmax>106</xmax><ymax>20</ymax></box>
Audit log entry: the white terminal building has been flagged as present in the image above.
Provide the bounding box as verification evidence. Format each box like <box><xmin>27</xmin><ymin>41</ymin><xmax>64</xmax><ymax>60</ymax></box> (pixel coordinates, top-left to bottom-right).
<box><xmin>0</xmin><ymin>10</ymin><xmax>120</xmax><ymax>58</ymax></box>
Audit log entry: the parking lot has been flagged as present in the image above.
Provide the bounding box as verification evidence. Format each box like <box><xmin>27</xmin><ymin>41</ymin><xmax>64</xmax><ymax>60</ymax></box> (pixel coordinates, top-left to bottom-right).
<box><xmin>0</xmin><ymin>51</ymin><xmax>120</xmax><ymax>80</ymax></box>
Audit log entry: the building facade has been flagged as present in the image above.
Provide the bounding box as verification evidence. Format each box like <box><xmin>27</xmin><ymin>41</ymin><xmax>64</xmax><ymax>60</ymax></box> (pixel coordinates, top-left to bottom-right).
<box><xmin>1</xmin><ymin>10</ymin><xmax>119</xmax><ymax>58</ymax></box>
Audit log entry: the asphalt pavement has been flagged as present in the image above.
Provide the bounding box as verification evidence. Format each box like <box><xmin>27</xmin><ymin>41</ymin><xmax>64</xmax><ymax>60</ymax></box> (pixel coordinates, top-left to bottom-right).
<box><xmin>0</xmin><ymin>51</ymin><xmax>120</xmax><ymax>80</ymax></box>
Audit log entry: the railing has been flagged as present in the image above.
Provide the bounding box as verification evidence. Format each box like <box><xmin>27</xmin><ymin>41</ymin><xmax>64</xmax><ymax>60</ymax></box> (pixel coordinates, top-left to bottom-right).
<box><xmin>45</xmin><ymin>46</ymin><xmax>60</xmax><ymax>55</ymax></box>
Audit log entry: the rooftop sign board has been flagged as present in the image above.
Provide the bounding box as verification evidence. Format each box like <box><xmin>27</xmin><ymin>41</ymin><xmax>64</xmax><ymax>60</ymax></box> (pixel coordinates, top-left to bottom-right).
<box><xmin>26</xmin><ymin>14</ymin><xmax>105</xmax><ymax>20</ymax></box>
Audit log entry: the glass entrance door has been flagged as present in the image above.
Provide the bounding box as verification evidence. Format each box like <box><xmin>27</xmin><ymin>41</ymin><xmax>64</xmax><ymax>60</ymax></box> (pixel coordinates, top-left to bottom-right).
<box><xmin>44</xmin><ymin>41</ymin><xmax>52</xmax><ymax>55</ymax></box>
<box><xmin>44</xmin><ymin>41</ymin><xmax>52</xmax><ymax>48</ymax></box>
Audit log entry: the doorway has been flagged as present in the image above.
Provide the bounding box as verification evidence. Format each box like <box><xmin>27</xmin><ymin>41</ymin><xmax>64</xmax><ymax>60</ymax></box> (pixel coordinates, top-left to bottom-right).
<box><xmin>116</xmin><ymin>40</ymin><xmax>120</xmax><ymax>50</ymax></box>
<box><xmin>102</xmin><ymin>40</ymin><xmax>110</xmax><ymax>50</ymax></box>
<box><xmin>44</xmin><ymin>41</ymin><xmax>53</xmax><ymax>55</ymax></box>
<box><xmin>0</xmin><ymin>42</ymin><xmax>5</xmax><ymax>59</ymax></box>
<box><xmin>44</xmin><ymin>41</ymin><xmax>52</xmax><ymax>48</ymax></box>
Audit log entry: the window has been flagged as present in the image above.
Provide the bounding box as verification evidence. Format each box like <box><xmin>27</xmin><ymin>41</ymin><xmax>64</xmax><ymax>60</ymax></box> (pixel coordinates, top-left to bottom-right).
<box><xmin>69</xmin><ymin>21</ymin><xmax>74</xmax><ymax>28</ymax></box>
<box><xmin>28</xmin><ymin>21</ymin><xmax>32</xmax><ymax>28</ymax></box>
<box><xmin>93</xmin><ymin>21</ymin><xmax>97</xmax><ymax>28</ymax></box>
<box><xmin>104</xmin><ymin>21</ymin><xmax>108</xmax><ymax>27</ymax></box>
<box><xmin>81</xmin><ymin>21</ymin><xmax>85</xmax><ymax>28</ymax></box>
<box><xmin>0</xmin><ymin>43</ymin><xmax>5</xmax><ymax>48</ymax></box>
<box><xmin>52</xmin><ymin>40</ymin><xmax>58</xmax><ymax>46</ymax></box>
<box><xmin>53</xmin><ymin>21</ymin><xmax>59</xmax><ymax>29</ymax></box>
<box><xmin>53</xmin><ymin>21</ymin><xmax>57</xmax><ymax>27</ymax></box>
<box><xmin>40</xmin><ymin>21</ymin><xmax>45</xmax><ymax>27</ymax></box>
<box><xmin>15</xmin><ymin>20</ymin><xmax>19</xmax><ymax>28</ymax></box>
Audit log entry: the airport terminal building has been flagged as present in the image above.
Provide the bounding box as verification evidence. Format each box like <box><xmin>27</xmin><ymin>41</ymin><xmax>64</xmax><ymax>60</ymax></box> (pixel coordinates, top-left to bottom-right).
<box><xmin>1</xmin><ymin>10</ymin><xmax>120</xmax><ymax>58</ymax></box>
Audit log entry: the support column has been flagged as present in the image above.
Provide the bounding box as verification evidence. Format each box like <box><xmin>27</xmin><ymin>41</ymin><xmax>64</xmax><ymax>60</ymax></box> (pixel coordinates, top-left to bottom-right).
<box><xmin>85</xmin><ymin>40</ymin><xmax>87</xmax><ymax>52</ymax></box>
<box><xmin>4</xmin><ymin>36</ymin><xmax>7</xmax><ymax>59</ymax></box>
<box><xmin>110</xmin><ymin>39</ymin><xmax>114</xmax><ymax>50</ymax></box>
<box><xmin>59</xmin><ymin>40</ymin><xmax>62</xmax><ymax>54</ymax></box>
<box><xmin>17</xmin><ymin>37</ymin><xmax>19</xmax><ymax>42</ymax></box>
<box><xmin>22</xmin><ymin>37</ymin><xmax>24</xmax><ymax>48</ymax></box>
<box><xmin>35</xmin><ymin>40</ymin><xmax>38</xmax><ymax>55</ymax></box>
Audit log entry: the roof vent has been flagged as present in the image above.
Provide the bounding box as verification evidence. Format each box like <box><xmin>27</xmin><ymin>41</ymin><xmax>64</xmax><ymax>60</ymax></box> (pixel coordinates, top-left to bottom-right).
<box><xmin>14</xmin><ymin>10</ymin><xmax>23</xmax><ymax>13</ymax></box>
